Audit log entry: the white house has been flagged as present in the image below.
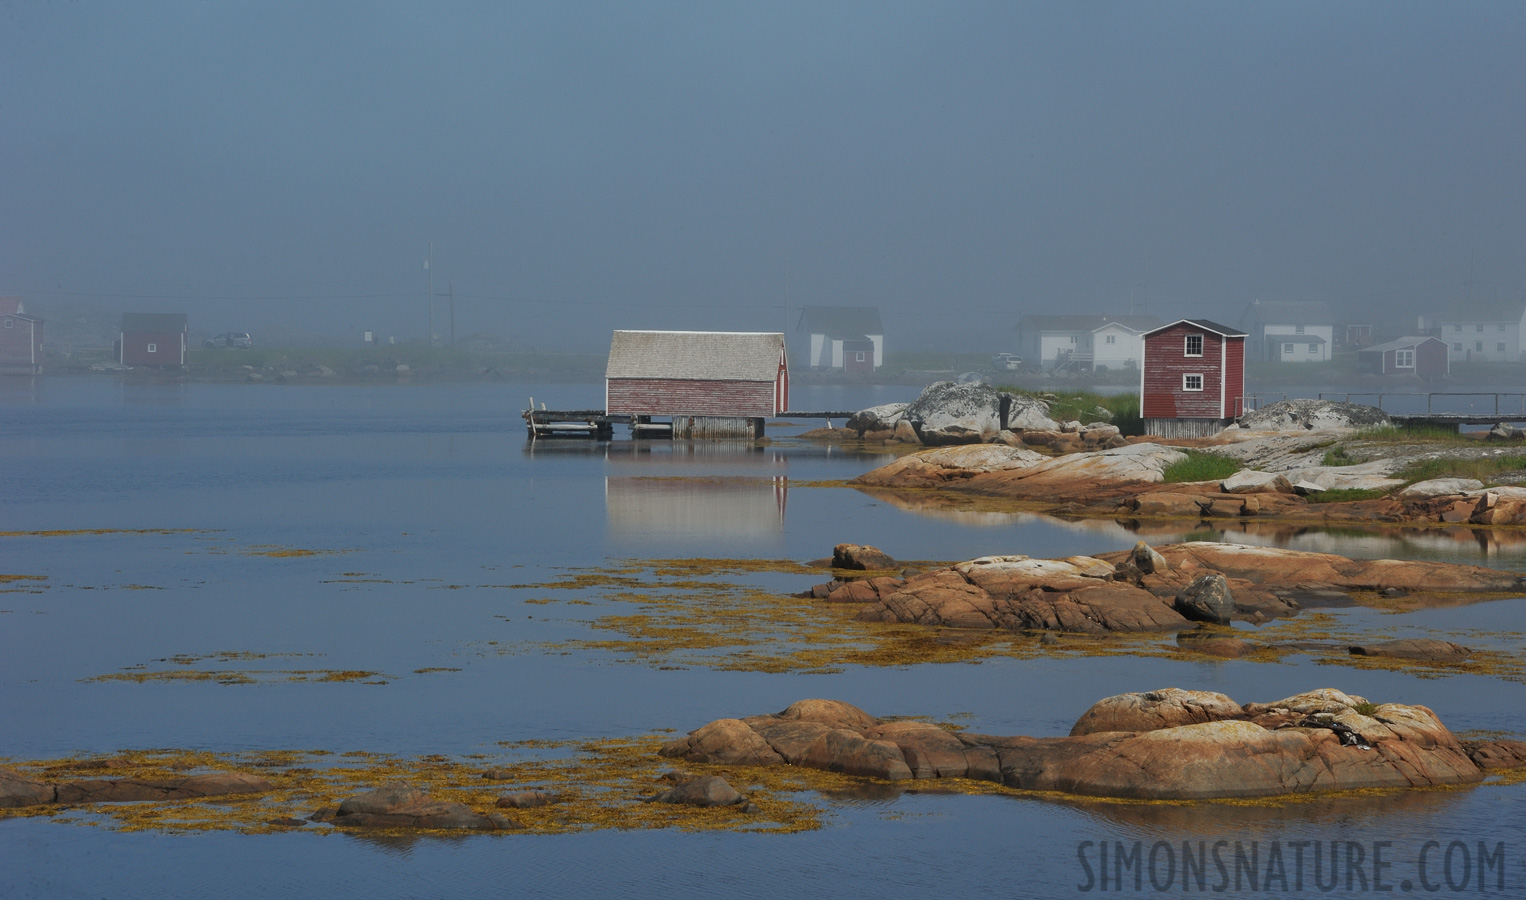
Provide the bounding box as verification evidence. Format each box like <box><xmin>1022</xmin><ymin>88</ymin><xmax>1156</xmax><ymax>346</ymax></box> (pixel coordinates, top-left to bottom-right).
<box><xmin>1015</xmin><ymin>314</ymin><xmax>1160</xmax><ymax>371</ymax></box>
<box><xmin>795</xmin><ymin>306</ymin><xmax>883</xmax><ymax>373</ymax></box>
<box><xmin>1090</xmin><ymin>320</ymin><xmax>1149</xmax><ymax>371</ymax></box>
<box><xmin>1436</xmin><ymin>299</ymin><xmax>1526</xmax><ymax>363</ymax></box>
<box><xmin>1239</xmin><ymin>300</ymin><xmax>1335</xmax><ymax>363</ymax></box>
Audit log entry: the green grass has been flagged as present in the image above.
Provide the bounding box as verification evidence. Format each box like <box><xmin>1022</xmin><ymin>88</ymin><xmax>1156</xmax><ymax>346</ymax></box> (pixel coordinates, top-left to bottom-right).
<box><xmin>1397</xmin><ymin>455</ymin><xmax>1526</xmax><ymax>485</ymax></box>
<box><xmin>999</xmin><ymin>388</ymin><xmax>1143</xmax><ymax>435</ymax></box>
<box><xmin>1321</xmin><ymin>445</ymin><xmax>1356</xmax><ymax>466</ymax></box>
<box><xmin>1162</xmin><ymin>451</ymin><xmax>1241</xmax><ymax>484</ymax></box>
<box><xmin>1353</xmin><ymin>701</ymin><xmax>1378</xmax><ymax>716</ymax></box>
<box><xmin>1307</xmin><ymin>488</ymin><xmax>1391</xmax><ymax>504</ymax></box>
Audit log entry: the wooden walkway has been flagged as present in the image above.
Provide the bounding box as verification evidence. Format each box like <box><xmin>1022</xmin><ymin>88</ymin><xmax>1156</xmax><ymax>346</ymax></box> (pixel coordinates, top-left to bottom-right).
<box><xmin>523</xmin><ymin>408</ymin><xmax>857</xmax><ymax>439</ymax></box>
<box><xmin>1317</xmin><ymin>392</ymin><xmax>1526</xmax><ymax>429</ymax></box>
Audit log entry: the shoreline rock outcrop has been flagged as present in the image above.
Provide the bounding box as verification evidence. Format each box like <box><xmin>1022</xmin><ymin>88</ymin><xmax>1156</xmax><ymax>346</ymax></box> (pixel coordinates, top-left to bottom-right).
<box><xmin>804</xmin><ymin>541</ymin><xmax>1522</xmax><ymax>634</ymax></box>
<box><xmin>663</xmin><ymin>691</ymin><xmax>1501</xmax><ymax>800</ymax></box>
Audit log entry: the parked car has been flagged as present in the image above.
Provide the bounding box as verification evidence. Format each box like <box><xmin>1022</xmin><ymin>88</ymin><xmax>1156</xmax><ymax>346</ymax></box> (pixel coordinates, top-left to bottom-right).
<box><xmin>204</xmin><ymin>332</ymin><xmax>253</xmax><ymax>349</ymax></box>
<box><xmin>990</xmin><ymin>352</ymin><xmax>1023</xmax><ymax>371</ymax></box>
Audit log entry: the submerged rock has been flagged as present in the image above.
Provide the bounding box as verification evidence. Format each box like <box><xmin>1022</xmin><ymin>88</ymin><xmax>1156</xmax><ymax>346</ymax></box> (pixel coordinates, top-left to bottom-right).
<box><xmin>333</xmin><ymin>781</ymin><xmax>503</xmax><ymax>830</ymax></box>
<box><xmin>647</xmin><ymin>775</ymin><xmax>743</xmax><ymax>807</ymax></box>
<box><xmin>1348</xmin><ymin>639</ymin><xmax>1471</xmax><ymax>662</ymax></box>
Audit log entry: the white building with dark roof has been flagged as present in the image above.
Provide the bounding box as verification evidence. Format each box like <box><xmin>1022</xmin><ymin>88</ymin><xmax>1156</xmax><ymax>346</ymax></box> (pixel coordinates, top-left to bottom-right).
<box><xmin>1015</xmin><ymin>314</ymin><xmax>1161</xmax><ymax>371</ymax></box>
<box><xmin>795</xmin><ymin>306</ymin><xmax>883</xmax><ymax>372</ymax></box>
<box><xmin>1239</xmin><ymin>300</ymin><xmax>1335</xmax><ymax>362</ymax></box>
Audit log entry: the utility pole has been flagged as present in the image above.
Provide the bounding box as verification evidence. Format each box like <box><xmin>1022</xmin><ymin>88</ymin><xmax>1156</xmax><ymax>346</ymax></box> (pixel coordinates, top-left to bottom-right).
<box><xmin>449</xmin><ymin>278</ymin><xmax>456</xmax><ymax>347</ymax></box>
<box><xmin>426</xmin><ymin>242</ymin><xmax>435</xmax><ymax>347</ymax></box>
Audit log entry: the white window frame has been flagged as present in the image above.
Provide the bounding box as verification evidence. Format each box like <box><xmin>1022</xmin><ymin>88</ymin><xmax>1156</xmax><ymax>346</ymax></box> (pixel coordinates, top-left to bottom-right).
<box><xmin>147</xmin><ymin>343</ymin><xmax>157</xmax><ymax>353</ymax></box>
<box><xmin>1105</xmin><ymin>334</ymin><xmax>1116</xmax><ymax>344</ymax></box>
<box><xmin>1184</xmin><ymin>334</ymin><xmax>1204</xmax><ymax>357</ymax></box>
<box><xmin>1295</xmin><ymin>325</ymin><xmax>1305</xmax><ymax>334</ymax></box>
<box><xmin>1308</xmin><ymin>343</ymin><xmax>1318</xmax><ymax>353</ymax></box>
<box><xmin>1282</xmin><ymin>343</ymin><xmax>1293</xmax><ymax>354</ymax></box>
<box><xmin>2</xmin><ymin>319</ymin><xmax>11</xmax><ymax>329</ymax></box>
<box><xmin>854</xmin><ymin>351</ymin><xmax>865</xmax><ymax>363</ymax></box>
<box><xmin>1183</xmin><ymin>373</ymin><xmax>1204</xmax><ymax>392</ymax></box>
<box><xmin>1395</xmin><ymin>349</ymin><xmax>1414</xmax><ymax>368</ymax></box>
<box><xmin>1453</xmin><ymin>342</ymin><xmax>1463</xmax><ymax>352</ymax></box>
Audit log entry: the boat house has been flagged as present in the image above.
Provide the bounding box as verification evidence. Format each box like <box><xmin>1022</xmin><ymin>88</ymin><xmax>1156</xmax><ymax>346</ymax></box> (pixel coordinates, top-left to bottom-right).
<box><xmin>605</xmin><ymin>330</ymin><xmax>789</xmax><ymax>439</ymax></box>
<box><xmin>119</xmin><ymin>313</ymin><xmax>188</xmax><ymax>367</ymax></box>
<box><xmin>1140</xmin><ymin>319</ymin><xmax>1247</xmax><ymax>438</ymax></box>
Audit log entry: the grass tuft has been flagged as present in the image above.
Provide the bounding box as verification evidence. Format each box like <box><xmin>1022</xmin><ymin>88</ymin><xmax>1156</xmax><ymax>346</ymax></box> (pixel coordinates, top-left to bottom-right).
<box><xmin>1162</xmin><ymin>451</ymin><xmax>1241</xmax><ymax>484</ymax></box>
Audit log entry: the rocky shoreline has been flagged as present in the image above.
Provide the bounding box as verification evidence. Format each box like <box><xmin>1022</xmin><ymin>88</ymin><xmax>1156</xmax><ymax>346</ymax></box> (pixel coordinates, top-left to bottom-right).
<box><xmin>805</xmin><ymin>540</ymin><xmax>1523</xmax><ymax>637</ymax></box>
<box><xmin>663</xmin><ymin>693</ymin><xmax>1526</xmax><ymax>800</ymax></box>
<box><xmin>820</xmin><ymin>385</ymin><xmax>1526</xmax><ymax>530</ymax></box>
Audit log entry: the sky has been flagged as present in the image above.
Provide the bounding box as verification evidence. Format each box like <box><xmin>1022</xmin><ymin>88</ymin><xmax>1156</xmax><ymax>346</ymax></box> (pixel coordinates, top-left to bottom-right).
<box><xmin>2</xmin><ymin>1</ymin><xmax>1524</xmax><ymax>350</ymax></box>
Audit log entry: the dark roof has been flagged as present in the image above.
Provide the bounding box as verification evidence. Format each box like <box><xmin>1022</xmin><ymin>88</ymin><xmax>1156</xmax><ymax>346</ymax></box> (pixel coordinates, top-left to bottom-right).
<box><xmin>796</xmin><ymin>306</ymin><xmax>883</xmax><ymax>337</ymax></box>
<box><xmin>1018</xmin><ymin>314</ymin><xmax>1162</xmax><ymax>332</ymax></box>
<box><xmin>122</xmin><ymin>313</ymin><xmax>188</xmax><ymax>333</ymax></box>
<box><xmin>1360</xmin><ymin>335</ymin><xmax>1447</xmax><ymax>354</ymax></box>
<box><xmin>1438</xmin><ymin>297</ymin><xmax>1526</xmax><ymax>323</ymax></box>
<box><xmin>1144</xmin><ymin>318</ymin><xmax>1248</xmax><ymax>338</ymax></box>
<box><xmin>606</xmin><ymin>331</ymin><xmax>785</xmax><ymax>381</ymax></box>
<box><xmin>1239</xmin><ymin>300</ymin><xmax>1335</xmax><ymax>327</ymax></box>
<box><xmin>1272</xmin><ymin>334</ymin><xmax>1327</xmax><ymax>344</ymax></box>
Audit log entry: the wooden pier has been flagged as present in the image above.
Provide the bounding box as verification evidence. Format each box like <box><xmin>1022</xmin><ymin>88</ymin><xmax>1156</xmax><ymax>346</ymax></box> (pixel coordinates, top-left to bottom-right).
<box><xmin>1317</xmin><ymin>392</ymin><xmax>1526</xmax><ymax>430</ymax></box>
<box><xmin>524</xmin><ymin>408</ymin><xmax>856</xmax><ymax>440</ymax></box>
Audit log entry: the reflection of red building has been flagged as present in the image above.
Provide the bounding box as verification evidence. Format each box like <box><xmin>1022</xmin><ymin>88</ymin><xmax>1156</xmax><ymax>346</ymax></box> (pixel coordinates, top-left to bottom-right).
<box><xmin>119</xmin><ymin>313</ymin><xmax>187</xmax><ymax>367</ymax></box>
<box><xmin>1141</xmin><ymin>319</ymin><xmax>1247</xmax><ymax>438</ymax></box>
<box><xmin>0</xmin><ymin>298</ymin><xmax>44</xmax><ymax>375</ymax></box>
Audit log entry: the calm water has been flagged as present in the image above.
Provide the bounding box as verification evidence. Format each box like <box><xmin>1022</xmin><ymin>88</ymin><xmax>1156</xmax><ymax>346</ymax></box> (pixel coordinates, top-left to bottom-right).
<box><xmin>2</xmin><ymin>378</ymin><xmax>1523</xmax><ymax>898</ymax></box>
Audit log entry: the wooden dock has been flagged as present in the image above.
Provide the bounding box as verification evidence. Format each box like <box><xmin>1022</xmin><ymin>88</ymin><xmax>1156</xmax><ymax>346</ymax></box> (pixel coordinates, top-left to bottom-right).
<box><xmin>1318</xmin><ymin>392</ymin><xmax>1526</xmax><ymax>430</ymax></box>
<box><xmin>523</xmin><ymin>408</ymin><xmax>856</xmax><ymax>440</ymax></box>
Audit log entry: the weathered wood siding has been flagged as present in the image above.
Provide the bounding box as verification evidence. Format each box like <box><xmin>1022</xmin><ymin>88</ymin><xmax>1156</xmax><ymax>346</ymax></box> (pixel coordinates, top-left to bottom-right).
<box><xmin>607</xmin><ymin>378</ymin><xmax>777</xmax><ymax>417</ymax></box>
<box><xmin>1145</xmin><ymin>418</ymin><xmax>1231</xmax><ymax>438</ymax></box>
<box><xmin>1224</xmin><ymin>337</ymin><xmax>1245</xmax><ymax>417</ymax></box>
<box><xmin>1141</xmin><ymin>323</ymin><xmax>1225</xmax><ymax>419</ymax></box>
<box><xmin>1415</xmin><ymin>339</ymin><xmax>1448</xmax><ymax>378</ymax></box>
<box><xmin>121</xmin><ymin>332</ymin><xmax>186</xmax><ymax>366</ymax></box>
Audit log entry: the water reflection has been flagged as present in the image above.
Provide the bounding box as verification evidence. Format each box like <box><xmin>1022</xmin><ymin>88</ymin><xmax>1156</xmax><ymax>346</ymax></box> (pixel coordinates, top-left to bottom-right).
<box><xmin>605</xmin><ymin>476</ymin><xmax>788</xmax><ymax>540</ymax></box>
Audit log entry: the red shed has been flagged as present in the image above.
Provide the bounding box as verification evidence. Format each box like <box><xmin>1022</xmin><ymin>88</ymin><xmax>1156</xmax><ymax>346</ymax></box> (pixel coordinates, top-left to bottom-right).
<box><xmin>1357</xmin><ymin>336</ymin><xmax>1448</xmax><ymax>379</ymax></box>
<box><xmin>0</xmin><ymin>297</ymin><xmax>43</xmax><ymax>375</ymax></box>
<box><xmin>1140</xmin><ymin>319</ymin><xmax>1247</xmax><ymax>437</ymax></box>
<box><xmin>605</xmin><ymin>331</ymin><xmax>788</xmax><ymax>438</ymax></box>
<box><xmin>119</xmin><ymin>313</ymin><xmax>188</xmax><ymax>367</ymax></box>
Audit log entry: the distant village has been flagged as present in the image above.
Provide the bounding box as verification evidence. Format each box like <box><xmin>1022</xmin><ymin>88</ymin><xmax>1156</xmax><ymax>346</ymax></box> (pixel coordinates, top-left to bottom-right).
<box><xmin>4</xmin><ymin>295</ymin><xmax>1526</xmax><ymax>384</ymax></box>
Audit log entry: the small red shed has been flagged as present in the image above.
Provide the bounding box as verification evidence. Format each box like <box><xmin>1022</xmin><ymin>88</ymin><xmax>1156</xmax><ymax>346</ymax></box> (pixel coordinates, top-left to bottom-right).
<box><xmin>0</xmin><ymin>297</ymin><xmax>44</xmax><ymax>375</ymax></box>
<box><xmin>1140</xmin><ymin>319</ymin><xmax>1247</xmax><ymax>437</ymax></box>
<box><xmin>120</xmin><ymin>313</ymin><xmax>188</xmax><ymax>367</ymax></box>
<box><xmin>1357</xmin><ymin>336</ymin><xmax>1448</xmax><ymax>379</ymax></box>
<box><xmin>605</xmin><ymin>331</ymin><xmax>789</xmax><ymax>438</ymax></box>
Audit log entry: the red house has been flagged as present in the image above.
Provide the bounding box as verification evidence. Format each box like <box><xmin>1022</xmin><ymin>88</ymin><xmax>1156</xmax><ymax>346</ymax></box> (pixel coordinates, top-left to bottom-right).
<box><xmin>1140</xmin><ymin>319</ymin><xmax>1247</xmax><ymax>437</ymax></box>
<box><xmin>606</xmin><ymin>331</ymin><xmax>788</xmax><ymax>438</ymax></box>
<box><xmin>0</xmin><ymin>297</ymin><xmax>44</xmax><ymax>375</ymax></box>
<box><xmin>119</xmin><ymin>313</ymin><xmax>188</xmax><ymax>367</ymax></box>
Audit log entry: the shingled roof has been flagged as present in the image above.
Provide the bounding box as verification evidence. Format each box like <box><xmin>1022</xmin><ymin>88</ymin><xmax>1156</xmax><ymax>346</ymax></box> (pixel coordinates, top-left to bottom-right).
<box><xmin>606</xmin><ymin>331</ymin><xmax>786</xmax><ymax>382</ymax></box>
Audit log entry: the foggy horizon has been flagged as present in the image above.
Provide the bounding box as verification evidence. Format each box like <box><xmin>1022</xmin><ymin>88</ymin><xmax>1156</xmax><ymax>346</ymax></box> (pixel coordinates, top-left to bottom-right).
<box><xmin>4</xmin><ymin>2</ymin><xmax>1525</xmax><ymax>352</ymax></box>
